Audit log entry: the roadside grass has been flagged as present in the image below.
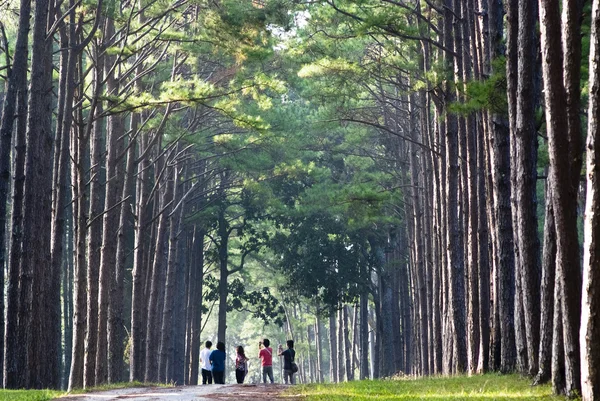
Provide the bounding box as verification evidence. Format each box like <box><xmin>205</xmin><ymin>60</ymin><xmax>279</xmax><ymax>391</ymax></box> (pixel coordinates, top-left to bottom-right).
<box><xmin>69</xmin><ymin>381</ymin><xmax>170</xmax><ymax>394</ymax></box>
<box><xmin>0</xmin><ymin>389</ymin><xmax>63</xmax><ymax>401</ymax></box>
<box><xmin>291</xmin><ymin>374</ymin><xmax>571</xmax><ymax>401</ymax></box>
<box><xmin>0</xmin><ymin>381</ymin><xmax>171</xmax><ymax>401</ymax></box>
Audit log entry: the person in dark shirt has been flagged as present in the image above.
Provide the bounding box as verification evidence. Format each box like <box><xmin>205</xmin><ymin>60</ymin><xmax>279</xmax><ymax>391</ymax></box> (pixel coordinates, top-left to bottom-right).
<box><xmin>210</xmin><ymin>341</ymin><xmax>227</xmax><ymax>384</ymax></box>
<box><xmin>278</xmin><ymin>340</ymin><xmax>296</xmax><ymax>384</ymax></box>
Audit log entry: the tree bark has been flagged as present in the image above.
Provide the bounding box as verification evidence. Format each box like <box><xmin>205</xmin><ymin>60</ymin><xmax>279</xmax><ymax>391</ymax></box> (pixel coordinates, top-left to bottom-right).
<box><xmin>514</xmin><ymin>0</ymin><xmax>541</xmax><ymax>376</ymax></box>
<box><xmin>2</xmin><ymin>0</ymin><xmax>31</xmax><ymax>389</ymax></box>
<box><xmin>581</xmin><ymin>2</ymin><xmax>600</xmax><ymax>399</ymax></box>
<box><xmin>539</xmin><ymin>0</ymin><xmax>583</xmax><ymax>394</ymax></box>
<box><xmin>144</xmin><ymin>163</ymin><xmax>173</xmax><ymax>383</ymax></box>
<box><xmin>329</xmin><ymin>311</ymin><xmax>338</xmax><ymax>383</ymax></box>
<box><xmin>337</xmin><ymin>307</ymin><xmax>345</xmax><ymax>382</ymax></box>
<box><xmin>84</xmin><ymin>46</ymin><xmax>104</xmax><ymax>389</ymax></box>
<box><xmin>108</xmin><ymin>121</ymin><xmax>136</xmax><ymax>384</ymax></box>
<box><xmin>535</xmin><ymin>177</ymin><xmax>556</xmax><ymax>385</ymax></box>
<box><xmin>187</xmin><ymin>226</ymin><xmax>204</xmax><ymax>385</ymax></box>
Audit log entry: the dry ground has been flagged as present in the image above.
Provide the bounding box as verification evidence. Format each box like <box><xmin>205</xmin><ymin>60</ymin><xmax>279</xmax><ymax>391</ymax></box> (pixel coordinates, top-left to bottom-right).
<box><xmin>59</xmin><ymin>384</ymin><xmax>295</xmax><ymax>401</ymax></box>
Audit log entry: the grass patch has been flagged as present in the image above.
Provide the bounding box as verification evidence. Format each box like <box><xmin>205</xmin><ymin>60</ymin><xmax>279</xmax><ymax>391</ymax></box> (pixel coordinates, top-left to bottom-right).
<box><xmin>69</xmin><ymin>381</ymin><xmax>172</xmax><ymax>394</ymax></box>
<box><xmin>291</xmin><ymin>374</ymin><xmax>570</xmax><ymax>401</ymax></box>
<box><xmin>0</xmin><ymin>389</ymin><xmax>63</xmax><ymax>401</ymax></box>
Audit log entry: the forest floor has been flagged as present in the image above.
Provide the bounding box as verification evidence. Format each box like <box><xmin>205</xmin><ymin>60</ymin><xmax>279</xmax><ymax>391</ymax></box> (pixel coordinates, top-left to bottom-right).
<box><xmin>58</xmin><ymin>384</ymin><xmax>291</xmax><ymax>401</ymax></box>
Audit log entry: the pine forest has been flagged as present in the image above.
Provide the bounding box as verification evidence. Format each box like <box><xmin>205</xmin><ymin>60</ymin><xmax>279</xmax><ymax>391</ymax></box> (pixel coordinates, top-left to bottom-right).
<box><xmin>0</xmin><ymin>0</ymin><xmax>600</xmax><ymax>399</ymax></box>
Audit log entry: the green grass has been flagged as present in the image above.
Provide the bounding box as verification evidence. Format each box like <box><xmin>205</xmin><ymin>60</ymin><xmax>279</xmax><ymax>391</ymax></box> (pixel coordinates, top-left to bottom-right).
<box><xmin>291</xmin><ymin>374</ymin><xmax>570</xmax><ymax>401</ymax></box>
<box><xmin>0</xmin><ymin>381</ymin><xmax>170</xmax><ymax>401</ymax></box>
<box><xmin>0</xmin><ymin>389</ymin><xmax>63</xmax><ymax>401</ymax></box>
<box><xmin>69</xmin><ymin>380</ymin><xmax>170</xmax><ymax>394</ymax></box>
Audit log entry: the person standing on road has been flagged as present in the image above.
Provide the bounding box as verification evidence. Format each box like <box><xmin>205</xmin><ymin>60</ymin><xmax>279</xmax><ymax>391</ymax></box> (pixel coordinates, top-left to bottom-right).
<box><xmin>258</xmin><ymin>338</ymin><xmax>274</xmax><ymax>384</ymax></box>
<box><xmin>200</xmin><ymin>341</ymin><xmax>213</xmax><ymax>384</ymax></box>
<box><xmin>278</xmin><ymin>340</ymin><xmax>296</xmax><ymax>384</ymax></box>
<box><xmin>210</xmin><ymin>341</ymin><xmax>227</xmax><ymax>384</ymax></box>
<box><xmin>235</xmin><ymin>345</ymin><xmax>249</xmax><ymax>384</ymax></box>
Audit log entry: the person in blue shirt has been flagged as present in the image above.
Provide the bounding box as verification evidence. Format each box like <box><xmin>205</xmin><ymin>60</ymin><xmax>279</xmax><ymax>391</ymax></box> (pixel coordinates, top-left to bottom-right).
<box><xmin>210</xmin><ymin>341</ymin><xmax>227</xmax><ymax>384</ymax></box>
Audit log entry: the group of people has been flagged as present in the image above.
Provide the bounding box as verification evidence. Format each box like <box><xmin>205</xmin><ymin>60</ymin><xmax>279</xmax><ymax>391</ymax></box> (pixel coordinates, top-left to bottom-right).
<box><xmin>199</xmin><ymin>338</ymin><xmax>297</xmax><ymax>385</ymax></box>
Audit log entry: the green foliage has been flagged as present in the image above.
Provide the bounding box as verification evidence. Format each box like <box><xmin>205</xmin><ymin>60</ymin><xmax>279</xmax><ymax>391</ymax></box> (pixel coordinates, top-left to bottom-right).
<box><xmin>450</xmin><ymin>57</ymin><xmax>508</xmax><ymax>115</ymax></box>
<box><xmin>203</xmin><ymin>273</ymin><xmax>286</xmax><ymax>326</ymax></box>
<box><xmin>291</xmin><ymin>374</ymin><xmax>566</xmax><ymax>401</ymax></box>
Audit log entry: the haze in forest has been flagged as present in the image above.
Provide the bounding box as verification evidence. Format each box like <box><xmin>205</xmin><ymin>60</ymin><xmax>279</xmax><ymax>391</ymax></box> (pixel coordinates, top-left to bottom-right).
<box><xmin>1</xmin><ymin>0</ymin><xmax>600</xmax><ymax>400</ymax></box>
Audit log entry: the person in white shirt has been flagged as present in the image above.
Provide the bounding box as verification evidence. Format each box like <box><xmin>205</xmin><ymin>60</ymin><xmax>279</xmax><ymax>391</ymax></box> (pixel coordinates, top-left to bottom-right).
<box><xmin>200</xmin><ymin>341</ymin><xmax>213</xmax><ymax>384</ymax></box>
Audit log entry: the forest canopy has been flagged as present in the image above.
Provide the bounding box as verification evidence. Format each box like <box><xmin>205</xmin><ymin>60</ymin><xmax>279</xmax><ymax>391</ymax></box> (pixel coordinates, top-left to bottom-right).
<box><xmin>1</xmin><ymin>0</ymin><xmax>600</xmax><ymax>400</ymax></box>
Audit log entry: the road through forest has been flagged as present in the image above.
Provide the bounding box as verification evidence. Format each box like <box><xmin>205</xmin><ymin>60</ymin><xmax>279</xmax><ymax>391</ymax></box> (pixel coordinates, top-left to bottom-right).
<box><xmin>58</xmin><ymin>384</ymin><xmax>293</xmax><ymax>401</ymax></box>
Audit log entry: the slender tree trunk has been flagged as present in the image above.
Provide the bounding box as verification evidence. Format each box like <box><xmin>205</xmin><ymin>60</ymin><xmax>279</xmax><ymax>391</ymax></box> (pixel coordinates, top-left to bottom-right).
<box><xmin>351</xmin><ymin>305</ymin><xmax>359</xmax><ymax>378</ymax></box>
<box><xmin>84</xmin><ymin>47</ymin><xmax>104</xmax><ymax>389</ymax></box>
<box><xmin>514</xmin><ymin>0</ymin><xmax>541</xmax><ymax>376</ymax></box>
<box><xmin>551</xmin><ymin>280</ymin><xmax>565</xmax><ymax>394</ymax></box>
<box><xmin>68</xmin><ymin>58</ymin><xmax>89</xmax><ymax>391</ymax></box>
<box><xmin>2</xmin><ymin>0</ymin><xmax>31</xmax><ymax>389</ymax></box>
<box><xmin>49</xmin><ymin>13</ymin><xmax>77</xmax><ymax>386</ymax></box>
<box><xmin>315</xmin><ymin>316</ymin><xmax>324</xmax><ymax>383</ymax></box>
<box><xmin>535</xmin><ymin>178</ymin><xmax>556</xmax><ymax>384</ymax></box>
<box><xmin>329</xmin><ymin>312</ymin><xmax>338</xmax><ymax>383</ymax></box>
<box><xmin>359</xmin><ymin>279</ymin><xmax>369</xmax><ymax>380</ymax></box>
<box><xmin>188</xmin><ymin>226</ymin><xmax>204</xmax><ymax>385</ymax></box>
<box><xmin>581</xmin><ymin>2</ymin><xmax>600</xmax><ymax>398</ymax></box>
<box><xmin>337</xmin><ymin>308</ymin><xmax>345</xmax><ymax>382</ymax></box>
<box><xmin>145</xmin><ymin>164</ymin><xmax>173</xmax><ymax>383</ymax></box>
<box><xmin>539</xmin><ymin>0</ymin><xmax>583</xmax><ymax>394</ymax></box>
<box><xmin>490</xmin><ymin>0</ymin><xmax>516</xmax><ymax>374</ymax></box>
<box><xmin>159</xmin><ymin>164</ymin><xmax>183</xmax><ymax>383</ymax></box>
<box><xmin>21</xmin><ymin>0</ymin><xmax>55</xmax><ymax>386</ymax></box>
<box><xmin>409</xmin><ymin>91</ymin><xmax>429</xmax><ymax>376</ymax></box>
<box><xmin>130</xmin><ymin>130</ymin><xmax>152</xmax><ymax>381</ymax></box>
<box><xmin>96</xmin><ymin>17</ymin><xmax>125</xmax><ymax>382</ymax></box>
<box><xmin>343</xmin><ymin>306</ymin><xmax>352</xmax><ymax>381</ymax></box>
<box><xmin>108</xmin><ymin>122</ymin><xmax>136</xmax><ymax>383</ymax></box>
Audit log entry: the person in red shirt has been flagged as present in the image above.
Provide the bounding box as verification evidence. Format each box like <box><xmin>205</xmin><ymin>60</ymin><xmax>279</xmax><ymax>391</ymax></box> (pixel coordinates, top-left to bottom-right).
<box><xmin>258</xmin><ymin>338</ymin><xmax>274</xmax><ymax>383</ymax></box>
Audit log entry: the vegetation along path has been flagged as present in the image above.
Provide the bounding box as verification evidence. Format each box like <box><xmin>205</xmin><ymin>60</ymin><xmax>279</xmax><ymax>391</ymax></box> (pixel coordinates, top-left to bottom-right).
<box><xmin>51</xmin><ymin>375</ymin><xmax>563</xmax><ymax>401</ymax></box>
<box><xmin>58</xmin><ymin>384</ymin><xmax>289</xmax><ymax>401</ymax></box>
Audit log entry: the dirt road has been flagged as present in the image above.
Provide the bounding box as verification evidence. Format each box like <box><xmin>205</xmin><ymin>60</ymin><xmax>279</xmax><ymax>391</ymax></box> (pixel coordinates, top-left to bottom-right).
<box><xmin>59</xmin><ymin>384</ymin><xmax>294</xmax><ymax>401</ymax></box>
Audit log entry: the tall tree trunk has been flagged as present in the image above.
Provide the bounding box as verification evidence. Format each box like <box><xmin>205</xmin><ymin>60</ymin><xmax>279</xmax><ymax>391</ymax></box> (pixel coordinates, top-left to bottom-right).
<box><xmin>490</xmin><ymin>0</ymin><xmax>517</xmax><ymax>373</ymax></box>
<box><xmin>343</xmin><ymin>306</ymin><xmax>352</xmax><ymax>381</ymax></box>
<box><xmin>159</xmin><ymin>163</ymin><xmax>183</xmax><ymax>383</ymax></box>
<box><xmin>539</xmin><ymin>0</ymin><xmax>583</xmax><ymax>394</ymax></box>
<box><xmin>68</xmin><ymin>57</ymin><xmax>90</xmax><ymax>391</ymax></box>
<box><xmin>96</xmin><ymin>17</ymin><xmax>125</xmax><ymax>383</ymax></box>
<box><xmin>50</xmin><ymin>9</ymin><xmax>77</xmax><ymax>385</ymax></box>
<box><xmin>551</xmin><ymin>280</ymin><xmax>565</xmax><ymax>394</ymax></box>
<box><xmin>535</xmin><ymin>178</ymin><xmax>556</xmax><ymax>384</ymax></box>
<box><xmin>359</xmin><ymin>280</ymin><xmax>369</xmax><ymax>380</ymax></box>
<box><xmin>514</xmin><ymin>0</ymin><xmax>541</xmax><ymax>376</ymax></box>
<box><xmin>108</xmin><ymin>123</ymin><xmax>136</xmax><ymax>383</ymax></box>
<box><xmin>187</xmin><ymin>226</ymin><xmax>204</xmax><ymax>385</ymax></box>
<box><xmin>145</xmin><ymin>164</ymin><xmax>173</xmax><ymax>383</ymax></box>
<box><xmin>130</xmin><ymin>130</ymin><xmax>152</xmax><ymax>381</ymax></box>
<box><xmin>2</xmin><ymin>0</ymin><xmax>31</xmax><ymax>389</ymax></box>
<box><xmin>443</xmin><ymin>0</ymin><xmax>467</xmax><ymax>374</ymax></box>
<box><xmin>581</xmin><ymin>2</ymin><xmax>600</xmax><ymax>398</ymax></box>
<box><xmin>337</xmin><ymin>307</ymin><xmax>345</xmax><ymax>382</ymax></box>
<box><xmin>315</xmin><ymin>315</ymin><xmax>324</xmax><ymax>383</ymax></box>
<box><xmin>409</xmin><ymin>92</ymin><xmax>429</xmax><ymax>376</ymax></box>
<box><xmin>21</xmin><ymin>0</ymin><xmax>55</xmax><ymax>386</ymax></box>
<box><xmin>84</xmin><ymin>47</ymin><xmax>104</xmax><ymax>389</ymax></box>
<box><xmin>329</xmin><ymin>312</ymin><xmax>338</xmax><ymax>383</ymax></box>
<box><xmin>63</xmin><ymin>208</ymin><xmax>74</xmax><ymax>389</ymax></box>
